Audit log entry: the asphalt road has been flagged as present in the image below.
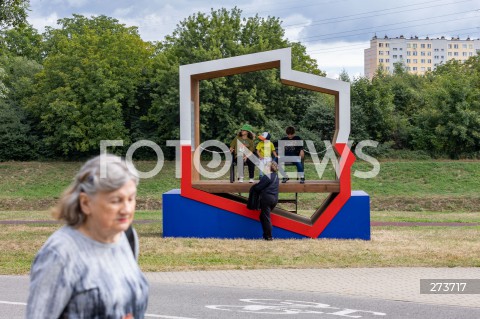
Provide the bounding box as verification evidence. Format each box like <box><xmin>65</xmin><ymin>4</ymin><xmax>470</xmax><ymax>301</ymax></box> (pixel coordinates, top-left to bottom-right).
<box><xmin>1</xmin><ymin>275</ymin><xmax>479</xmax><ymax>319</ymax></box>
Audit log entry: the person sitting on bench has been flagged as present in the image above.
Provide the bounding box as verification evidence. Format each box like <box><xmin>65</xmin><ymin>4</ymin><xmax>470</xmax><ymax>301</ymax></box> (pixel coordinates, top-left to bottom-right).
<box><xmin>276</xmin><ymin>126</ymin><xmax>305</xmax><ymax>184</ymax></box>
<box><xmin>229</xmin><ymin>124</ymin><xmax>256</xmax><ymax>183</ymax></box>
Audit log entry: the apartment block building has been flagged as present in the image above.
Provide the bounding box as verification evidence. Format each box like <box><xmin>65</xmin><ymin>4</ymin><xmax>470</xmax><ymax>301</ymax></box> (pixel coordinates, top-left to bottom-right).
<box><xmin>364</xmin><ymin>35</ymin><xmax>480</xmax><ymax>78</ymax></box>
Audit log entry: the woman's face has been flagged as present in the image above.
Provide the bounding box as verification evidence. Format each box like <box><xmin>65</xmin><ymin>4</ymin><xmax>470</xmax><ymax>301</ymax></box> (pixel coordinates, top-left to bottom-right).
<box><xmin>79</xmin><ymin>179</ymin><xmax>137</xmax><ymax>243</ymax></box>
<box><xmin>241</xmin><ymin>130</ymin><xmax>248</xmax><ymax>136</ymax></box>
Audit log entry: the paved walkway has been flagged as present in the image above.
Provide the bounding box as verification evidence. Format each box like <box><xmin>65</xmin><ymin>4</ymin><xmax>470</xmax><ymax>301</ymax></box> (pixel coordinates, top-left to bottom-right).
<box><xmin>146</xmin><ymin>268</ymin><xmax>480</xmax><ymax>308</ymax></box>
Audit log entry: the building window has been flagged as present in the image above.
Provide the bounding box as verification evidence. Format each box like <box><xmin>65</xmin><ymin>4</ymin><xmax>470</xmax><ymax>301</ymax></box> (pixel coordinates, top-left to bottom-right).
<box><xmin>399</xmin><ymin>48</ymin><xmax>403</xmax><ymax>51</ymax></box>
<box><xmin>393</xmin><ymin>55</ymin><xmax>397</xmax><ymax>58</ymax></box>
<box><xmin>393</xmin><ymin>47</ymin><xmax>398</xmax><ymax>51</ymax></box>
<box><xmin>427</xmin><ymin>44</ymin><xmax>431</xmax><ymax>48</ymax></box>
<box><xmin>434</xmin><ymin>48</ymin><xmax>439</xmax><ymax>51</ymax></box>
<box><xmin>421</xmin><ymin>44</ymin><xmax>425</xmax><ymax>48</ymax></box>
<box><xmin>413</xmin><ymin>44</ymin><xmax>417</xmax><ymax>48</ymax></box>
<box><xmin>463</xmin><ymin>44</ymin><xmax>467</xmax><ymax>49</ymax></box>
<box><xmin>441</xmin><ymin>55</ymin><xmax>444</xmax><ymax>59</ymax></box>
<box><xmin>413</xmin><ymin>51</ymin><xmax>418</xmax><ymax>56</ymax></box>
<box><xmin>386</xmin><ymin>59</ymin><xmax>390</xmax><ymax>62</ymax></box>
<box><xmin>399</xmin><ymin>55</ymin><xmax>403</xmax><ymax>58</ymax></box>
<box><xmin>407</xmin><ymin>67</ymin><xmax>411</xmax><ymax>71</ymax></box>
<box><xmin>454</xmin><ymin>44</ymin><xmax>458</xmax><ymax>49</ymax></box>
<box><xmin>413</xmin><ymin>59</ymin><xmax>418</xmax><ymax>63</ymax></box>
<box><xmin>385</xmin><ymin>43</ymin><xmax>390</xmax><ymax>47</ymax></box>
<box><xmin>407</xmin><ymin>43</ymin><xmax>411</xmax><ymax>48</ymax></box>
<box><xmin>469</xmin><ymin>44</ymin><xmax>473</xmax><ymax>49</ymax></box>
<box><xmin>413</xmin><ymin>67</ymin><xmax>417</xmax><ymax>71</ymax></box>
<box><xmin>434</xmin><ymin>56</ymin><xmax>439</xmax><ymax>59</ymax></box>
<box><xmin>441</xmin><ymin>48</ymin><xmax>444</xmax><ymax>51</ymax></box>
<box><xmin>379</xmin><ymin>51</ymin><xmax>384</xmax><ymax>55</ymax></box>
<box><xmin>406</xmin><ymin>59</ymin><xmax>411</xmax><ymax>63</ymax></box>
<box><xmin>448</xmin><ymin>44</ymin><xmax>452</xmax><ymax>49</ymax></box>
<box><xmin>421</xmin><ymin>59</ymin><xmax>425</xmax><ymax>63</ymax></box>
<box><xmin>421</xmin><ymin>67</ymin><xmax>425</xmax><ymax>71</ymax></box>
<box><xmin>386</xmin><ymin>66</ymin><xmax>390</xmax><ymax>70</ymax></box>
<box><xmin>463</xmin><ymin>52</ymin><xmax>467</xmax><ymax>56</ymax></box>
<box><xmin>427</xmin><ymin>52</ymin><xmax>431</xmax><ymax>56</ymax></box>
<box><xmin>428</xmin><ymin>59</ymin><xmax>431</xmax><ymax>63</ymax></box>
<box><xmin>379</xmin><ymin>43</ymin><xmax>384</xmax><ymax>47</ymax></box>
<box><xmin>421</xmin><ymin>51</ymin><xmax>426</xmax><ymax>56</ymax></box>
<box><xmin>448</xmin><ymin>52</ymin><xmax>452</xmax><ymax>56</ymax></box>
<box><xmin>407</xmin><ymin>51</ymin><xmax>411</xmax><ymax>56</ymax></box>
<box><xmin>470</xmin><ymin>52</ymin><xmax>473</xmax><ymax>56</ymax></box>
<box><xmin>428</xmin><ymin>67</ymin><xmax>431</xmax><ymax>71</ymax></box>
<box><xmin>454</xmin><ymin>52</ymin><xmax>459</xmax><ymax>56</ymax></box>
<box><xmin>379</xmin><ymin>59</ymin><xmax>384</xmax><ymax>62</ymax></box>
<box><xmin>386</xmin><ymin>51</ymin><xmax>390</xmax><ymax>55</ymax></box>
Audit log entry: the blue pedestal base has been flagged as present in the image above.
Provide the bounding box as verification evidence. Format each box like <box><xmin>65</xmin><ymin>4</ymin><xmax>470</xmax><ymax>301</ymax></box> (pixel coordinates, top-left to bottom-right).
<box><xmin>162</xmin><ymin>189</ymin><xmax>370</xmax><ymax>240</ymax></box>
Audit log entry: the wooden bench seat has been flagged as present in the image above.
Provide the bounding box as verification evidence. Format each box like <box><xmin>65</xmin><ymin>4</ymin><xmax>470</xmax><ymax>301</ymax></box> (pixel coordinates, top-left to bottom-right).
<box><xmin>191</xmin><ymin>179</ymin><xmax>340</xmax><ymax>193</ymax></box>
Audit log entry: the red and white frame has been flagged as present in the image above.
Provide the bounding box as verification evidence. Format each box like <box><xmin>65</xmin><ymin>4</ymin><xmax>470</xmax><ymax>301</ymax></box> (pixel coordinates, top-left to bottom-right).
<box><xmin>179</xmin><ymin>48</ymin><xmax>355</xmax><ymax>238</ymax></box>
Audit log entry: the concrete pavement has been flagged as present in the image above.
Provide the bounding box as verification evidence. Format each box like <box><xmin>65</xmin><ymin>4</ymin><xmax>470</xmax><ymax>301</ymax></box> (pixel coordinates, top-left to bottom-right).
<box><xmin>146</xmin><ymin>267</ymin><xmax>480</xmax><ymax>308</ymax></box>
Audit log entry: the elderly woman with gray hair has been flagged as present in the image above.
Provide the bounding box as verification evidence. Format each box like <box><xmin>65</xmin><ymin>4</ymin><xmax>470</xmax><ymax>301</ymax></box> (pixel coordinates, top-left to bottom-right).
<box><xmin>26</xmin><ymin>155</ymin><xmax>149</xmax><ymax>319</ymax></box>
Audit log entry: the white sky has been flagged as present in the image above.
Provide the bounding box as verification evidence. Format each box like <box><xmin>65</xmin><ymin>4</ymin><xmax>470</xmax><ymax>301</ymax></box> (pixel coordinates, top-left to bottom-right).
<box><xmin>28</xmin><ymin>0</ymin><xmax>480</xmax><ymax>79</ymax></box>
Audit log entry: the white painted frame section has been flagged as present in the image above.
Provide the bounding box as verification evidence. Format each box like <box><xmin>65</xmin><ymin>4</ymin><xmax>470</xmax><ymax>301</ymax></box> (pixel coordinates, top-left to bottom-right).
<box><xmin>179</xmin><ymin>47</ymin><xmax>350</xmax><ymax>148</ymax></box>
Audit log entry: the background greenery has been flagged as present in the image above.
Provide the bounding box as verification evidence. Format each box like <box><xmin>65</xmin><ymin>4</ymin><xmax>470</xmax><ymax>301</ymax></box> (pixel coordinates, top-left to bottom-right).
<box><xmin>1</xmin><ymin>7</ymin><xmax>479</xmax><ymax>161</ymax></box>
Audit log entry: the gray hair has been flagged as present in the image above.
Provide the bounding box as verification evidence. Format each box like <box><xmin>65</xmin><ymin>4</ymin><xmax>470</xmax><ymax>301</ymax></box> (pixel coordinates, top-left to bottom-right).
<box><xmin>53</xmin><ymin>154</ymin><xmax>139</xmax><ymax>226</ymax></box>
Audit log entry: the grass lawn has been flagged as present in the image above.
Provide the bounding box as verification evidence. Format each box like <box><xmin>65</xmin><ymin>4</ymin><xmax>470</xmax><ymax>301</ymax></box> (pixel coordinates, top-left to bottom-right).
<box><xmin>0</xmin><ymin>160</ymin><xmax>478</xmax><ymax>275</ymax></box>
<box><xmin>0</xmin><ymin>210</ymin><xmax>479</xmax><ymax>275</ymax></box>
<box><xmin>0</xmin><ymin>160</ymin><xmax>479</xmax><ymax>211</ymax></box>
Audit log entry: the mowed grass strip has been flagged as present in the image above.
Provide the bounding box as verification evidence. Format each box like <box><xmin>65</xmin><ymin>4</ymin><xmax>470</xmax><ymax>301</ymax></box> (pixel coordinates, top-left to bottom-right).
<box><xmin>1</xmin><ymin>211</ymin><xmax>479</xmax><ymax>275</ymax></box>
<box><xmin>0</xmin><ymin>161</ymin><xmax>180</xmax><ymax>200</ymax></box>
<box><xmin>1</xmin><ymin>160</ymin><xmax>479</xmax><ymax>211</ymax></box>
<box><xmin>139</xmin><ymin>227</ymin><xmax>480</xmax><ymax>272</ymax></box>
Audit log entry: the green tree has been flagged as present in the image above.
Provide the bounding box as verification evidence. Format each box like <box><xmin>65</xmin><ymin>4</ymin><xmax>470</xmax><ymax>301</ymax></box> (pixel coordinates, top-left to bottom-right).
<box><xmin>0</xmin><ymin>66</ymin><xmax>7</xmax><ymax>97</ymax></box>
<box><xmin>0</xmin><ymin>23</ymin><xmax>43</xmax><ymax>62</ymax></box>
<box><xmin>0</xmin><ymin>0</ymin><xmax>29</xmax><ymax>29</ymax></box>
<box><xmin>0</xmin><ymin>55</ymin><xmax>42</xmax><ymax>160</ymax></box>
<box><xmin>338</xmin><ymin>69</ymin><xmax>350</xmax><ymax>82</ymax></box>
<box><xmin>412</xmin><ymin>58</ymin><xmax>480</xmax><ymax>158</ymax></box>
<box><xmin>351</xmin><ymin>74</ymin><xmax>395</xmax><ymax>143</ymax></box>
<box><xmin>26</xmin><ymin>15</ymin><xmax>154</xmax><ymax>156</ymax></box>
<box><xmin>145</xmin><ymin>7</ymin><xmax>324</xmax><ymax>148</ymax></box>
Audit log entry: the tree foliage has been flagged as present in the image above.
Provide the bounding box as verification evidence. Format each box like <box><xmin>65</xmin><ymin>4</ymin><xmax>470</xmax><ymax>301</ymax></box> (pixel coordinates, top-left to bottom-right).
<box><xmin>0</xmin><ymin>8</ymin><xmax>479</xmax><ymax>160</ymax></box>
<box><xmin>145</xmin><ymin>7</ymin><xmax>324</xmax><ymax>149</ymax></box>
<box><xmin>0</xmin><ymin>0</ymin><xmax>29</xmax><ymax>29</ymax></box>
<box><xmin>25</xmin><ymin>15</ymin><xmax>154</xmax><ymax>156</ymax></box>
<box><xmin>411</xmin><ymin>58</ymin><xmax>480</xmax><ymax>158</ymax></box>
<box><xmin>0</xmin><ymin>55</ymin><xmax>41</xmax><ymax>160</ymax></box>
<box><xmin>0</xmin><ymin>23</ymin><xmax>43</xmax><ymax>62</ymax></box>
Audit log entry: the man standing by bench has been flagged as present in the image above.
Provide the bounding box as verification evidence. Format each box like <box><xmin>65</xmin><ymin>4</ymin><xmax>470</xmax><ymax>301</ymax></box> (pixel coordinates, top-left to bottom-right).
<box><xmin>276</xmin><ymin>126</ymin><xmax>305</xmax><ymax>184</ymax></box>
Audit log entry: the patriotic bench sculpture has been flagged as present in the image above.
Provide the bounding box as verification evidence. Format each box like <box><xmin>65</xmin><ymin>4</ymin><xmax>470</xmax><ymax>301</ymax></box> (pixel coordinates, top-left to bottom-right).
<box><xmin>163</xmin><ymin>48</ymin><xmax>370</xmax><ymax>240</ymax></box>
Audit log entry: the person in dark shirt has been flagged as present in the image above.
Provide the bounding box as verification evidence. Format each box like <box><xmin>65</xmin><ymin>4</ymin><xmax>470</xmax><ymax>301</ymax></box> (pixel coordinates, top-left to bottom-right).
<box><xmin>250</xmin><ymin>161</ymin><xmax>279</xmax><ymax>240</ymax></box>
<box><xmin>276</xmin><ymin>126</ymin><xmax>305</xmax><ymax>184</ymax></box>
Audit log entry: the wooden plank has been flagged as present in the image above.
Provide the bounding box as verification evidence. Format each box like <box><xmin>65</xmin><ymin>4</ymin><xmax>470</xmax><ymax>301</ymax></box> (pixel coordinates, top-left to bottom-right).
<box><xmin>191</xmin><ymin>80</ymin><xmax>200</xmax><ymax>182</ymax></box>
<box><xmin>191</xmin><ymin>180</ymin><xmax>340</xmax><ymax>193</ymax></box>
<box><xmin>192</xmin><ymin>61</ymin><xmax>281</xmax><ymax>81</ymax></box>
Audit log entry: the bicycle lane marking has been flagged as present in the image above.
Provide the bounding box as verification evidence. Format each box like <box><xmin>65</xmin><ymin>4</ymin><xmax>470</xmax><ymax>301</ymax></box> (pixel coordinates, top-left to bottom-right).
<box><xmin>206</xmin><ymin>299</ymin><xmax>387</xmax><ymax>317</ymax></box>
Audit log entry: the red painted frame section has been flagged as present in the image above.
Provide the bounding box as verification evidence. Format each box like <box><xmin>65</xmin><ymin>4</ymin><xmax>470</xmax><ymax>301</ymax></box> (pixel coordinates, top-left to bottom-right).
<box><xmin>181</xmin><ymin>144</ymin><xmax>356</xmax><ymax>238</ymax></box>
